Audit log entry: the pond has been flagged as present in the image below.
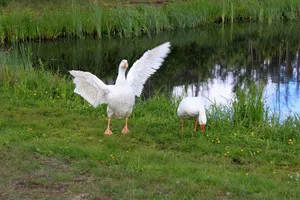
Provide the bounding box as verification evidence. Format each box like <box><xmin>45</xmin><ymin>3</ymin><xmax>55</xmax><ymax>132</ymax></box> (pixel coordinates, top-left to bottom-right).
<box><xmin>2</xmin><ymin>20</ymin><xmax>300</xmax><ymax>119</ymax></box>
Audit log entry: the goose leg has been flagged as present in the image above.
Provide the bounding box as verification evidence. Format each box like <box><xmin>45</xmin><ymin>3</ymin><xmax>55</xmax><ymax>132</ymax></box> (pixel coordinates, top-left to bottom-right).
<box><xmin>193</xmin><ymin>120</ymin><xmax>198</xmax><ymax>132</ymax></box>
<box><xmin>181</xmin><ymin>119</ymin><xmax>184</xmax><ymax>131</ymax></box>
<box><xmin>122</xmin><ymin>117</ymin><xmax>129</xmax><ymax>134</ymax></box>
<box><xmin>104</xmin><ymin>118</ymin><xmax>113</xmax><ymax>135</ymax></box>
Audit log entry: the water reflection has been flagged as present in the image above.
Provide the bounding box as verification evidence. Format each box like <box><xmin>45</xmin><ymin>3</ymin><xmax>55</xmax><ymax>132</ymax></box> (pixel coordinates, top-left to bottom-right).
<box><xmin>173</xmin><ymin>64</ymin><xmax>300</xmax><ymax>119</ymax></box>
<box><xmin>173</xmin><ymin>65</ymin><xmax>235</xmax><ymax>106</ymax></box>
<box><xmin>2</xmin><ymin>21</ymin><xmax>300</xmax><ymax>119</ymax></box>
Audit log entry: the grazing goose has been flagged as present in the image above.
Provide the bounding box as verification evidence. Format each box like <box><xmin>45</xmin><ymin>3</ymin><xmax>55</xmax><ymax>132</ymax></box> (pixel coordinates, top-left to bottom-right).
<box><xmin>69</xmin><ymin>42</ymin><xmax>171</xmax><ymax>135</ymax></box>
<box><xmin>177</xmin><ymin>97</ymin><xmax>207</xmax><ymax>132</ymax></box>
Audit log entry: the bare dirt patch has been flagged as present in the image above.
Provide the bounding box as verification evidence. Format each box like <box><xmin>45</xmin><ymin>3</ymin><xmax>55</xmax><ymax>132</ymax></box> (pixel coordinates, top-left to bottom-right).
<box><xmin>1</xmin><ymin>152</ymin><xmax>94</xmax><ymax>199</ymax></box>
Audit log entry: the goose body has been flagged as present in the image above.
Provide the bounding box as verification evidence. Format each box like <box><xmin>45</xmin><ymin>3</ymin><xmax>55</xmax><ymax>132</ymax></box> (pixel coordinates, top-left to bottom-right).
<box><xmin>106</xmin><ymin>84</ymin><xmax>135</xmax><ymax>118</ymax></box>
<box><xmin>69</xmin><ymin>42</ymin><xmax>171</xmax><ymax>135</ymax></box>
<box><xmin>177</xmin><ymin>97</ymin><xmax>207</xmax><ymax>132</ymax></box>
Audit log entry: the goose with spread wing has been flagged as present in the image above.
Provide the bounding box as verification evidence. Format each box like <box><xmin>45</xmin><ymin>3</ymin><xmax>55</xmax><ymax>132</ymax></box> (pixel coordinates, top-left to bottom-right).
<box><xmin>69</xmin><ymin>42</ymin><xmax>171</xmax><ymax>135</ymax></box>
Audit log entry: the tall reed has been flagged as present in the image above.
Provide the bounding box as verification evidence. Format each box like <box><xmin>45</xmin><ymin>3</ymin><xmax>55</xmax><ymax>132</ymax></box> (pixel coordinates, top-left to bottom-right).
<box><xmin>0</xmin><ymin>0</ymin><xmax>299</xmax><ymax>43</ymax></box>
<box><xmin>232</xmin><ymin>82</ymin><xmax>265</xmax><ymax>128</ymax></box>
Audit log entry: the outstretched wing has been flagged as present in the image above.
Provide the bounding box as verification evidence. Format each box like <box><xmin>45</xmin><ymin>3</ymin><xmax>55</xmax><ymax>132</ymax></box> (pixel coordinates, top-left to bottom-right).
<box><xmin>126</xmin><ymin>42</ymin><xmax>171</xmax><ymax>97</ymax></box>
<box><xmin>69</xmin><ymin>70</ymin><xmax>111</xmax><ymax>107</ymax></box>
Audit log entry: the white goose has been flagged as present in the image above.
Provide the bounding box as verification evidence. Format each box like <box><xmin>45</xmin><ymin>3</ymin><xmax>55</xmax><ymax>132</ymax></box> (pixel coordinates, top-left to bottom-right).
<box><xmin>177</xmin><ymin>97</ymin><xmax>207</xmax><ymax>132</ymax></box>
<box><xmin>69</xmin><ymin>42</ymin><xmax>171</xmax><ymax>135</ymax></box>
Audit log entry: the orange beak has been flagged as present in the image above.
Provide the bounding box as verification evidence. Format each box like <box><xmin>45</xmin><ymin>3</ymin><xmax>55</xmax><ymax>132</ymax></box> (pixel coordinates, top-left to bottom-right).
<box><xmin>124</xmin><ymin>61</ymin><xmax>128</xmax><ymax>68</ymax></box>
<box><xmin>200</xmin><ymin>124</ymin><xmax>205</xmax><ymax>132</ymax></box>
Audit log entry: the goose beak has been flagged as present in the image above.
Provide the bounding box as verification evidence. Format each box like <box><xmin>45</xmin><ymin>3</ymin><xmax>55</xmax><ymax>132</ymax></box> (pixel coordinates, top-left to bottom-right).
<box><xmin>124</xmin><ymin>61</ymin><xmax>128</xmax><ymax>68</ymax></box>
<box><xmin>200</xmin><ymin>124</ymin><xmax>205</xmax><ymax>132</ymax></box>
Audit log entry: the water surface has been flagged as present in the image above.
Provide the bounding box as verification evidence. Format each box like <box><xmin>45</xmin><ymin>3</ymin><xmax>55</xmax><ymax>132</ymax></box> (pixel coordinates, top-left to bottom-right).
<box><xmin>3</xmin><ymin>21</ymin><xmax>300</xmax><ymax>119</ymax></box>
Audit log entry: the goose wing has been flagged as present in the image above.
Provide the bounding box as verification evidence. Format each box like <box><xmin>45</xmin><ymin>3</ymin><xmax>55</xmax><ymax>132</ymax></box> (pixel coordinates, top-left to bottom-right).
<box><xmin>69</xmin><ymin>70</ymin><xmax>111</xmax><ymax>107</ymax></box>
<box><xmin>126</xmin><ymin>42</ymin><xmax>171</xmax><ymax>97</ymax></box>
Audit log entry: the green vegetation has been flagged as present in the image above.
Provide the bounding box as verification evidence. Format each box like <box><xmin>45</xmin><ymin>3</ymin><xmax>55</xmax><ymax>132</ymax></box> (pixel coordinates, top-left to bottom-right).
<box><xmin>1</xmin><ymin>59</ymin><xmax>299</xmax><ymax>199</ymax></box>
<box><xmin>0</xmin><ymin>1</ymin><xmax>299</xmax><ymax>199</ymax></box>
<box><xmin>0</xmin><ymin>0</ymin><xmax>299</xmax><ymax>42</ymax></box>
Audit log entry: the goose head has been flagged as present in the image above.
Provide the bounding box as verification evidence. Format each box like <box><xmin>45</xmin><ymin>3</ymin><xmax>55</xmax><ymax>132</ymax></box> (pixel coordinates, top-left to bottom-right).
<box><xmin>119</xmin><ymin>59</ymin><xmax>128</xmax><ymax>69</ymax></box>
<box><xmin>199</xmin><ymin>110</ymin><xmax>207</xmax><ymax>132</ymax></box>
<box><xmin>116</xmin><ymin>60</ymin><xmax>129</xmax><ymax>85</ymax></box>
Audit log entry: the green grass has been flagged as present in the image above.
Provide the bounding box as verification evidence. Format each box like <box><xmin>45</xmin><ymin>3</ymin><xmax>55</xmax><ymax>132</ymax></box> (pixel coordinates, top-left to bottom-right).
<box><xmin>0</xmin><ymin>0</ymin><xmax>299</xmax><ymax>43</ymax></box>
<box><xmin>0</xmin><ymin>60</ymin><xmax>299</xmax><ymax>199</ymax></box>
<box><xmin>232</xmin><ymin>82</ymin><xmax>265</xmax><ymax>128</ymax></box>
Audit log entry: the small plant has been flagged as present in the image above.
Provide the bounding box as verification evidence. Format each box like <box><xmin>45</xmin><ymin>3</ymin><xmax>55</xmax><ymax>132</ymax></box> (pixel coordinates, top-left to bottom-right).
<box><xmin>222</xmin><ymin>0</ymin><xmax>226</xmax><ymax>24</ymax></box>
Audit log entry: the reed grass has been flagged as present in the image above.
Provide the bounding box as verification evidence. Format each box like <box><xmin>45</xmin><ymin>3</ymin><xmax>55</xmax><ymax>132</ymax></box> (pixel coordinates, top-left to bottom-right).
<box><xmin>232</xmin><ymin>82</ymin><xmax>265</xmax><ymax>128</ymax></box>
<box><xmin>0</xmin><ymin>0</ymin><xmax>299</xmax><ymax>43</ymax></box>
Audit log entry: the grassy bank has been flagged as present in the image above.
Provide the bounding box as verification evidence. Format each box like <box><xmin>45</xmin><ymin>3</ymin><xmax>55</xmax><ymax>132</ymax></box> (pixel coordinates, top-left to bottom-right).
<box><xmin>1</xmin><ymin>62</ymin><xmax>299</xmax><ymax>199</ymax></box>
<box><xmin>0</xmin><ymin>0</ymin><xmax>299</xmax><ymax>43</ymax></box>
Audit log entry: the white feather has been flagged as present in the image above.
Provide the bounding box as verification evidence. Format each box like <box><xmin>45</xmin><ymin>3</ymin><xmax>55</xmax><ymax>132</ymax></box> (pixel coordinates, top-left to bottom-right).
<box><xmin>69</xmin><ymin>70</ymin><xmax>111</xmax><ymax>107</ymax></box>
<box><xmin>177</xmin><ymin>97</ymin><xmax>207</xmax><ymax>125</ymax></box>
<box><xmin>127</xmin><ymin>42</ymin><xmax>171</xmax><ymax>97</ymax></box>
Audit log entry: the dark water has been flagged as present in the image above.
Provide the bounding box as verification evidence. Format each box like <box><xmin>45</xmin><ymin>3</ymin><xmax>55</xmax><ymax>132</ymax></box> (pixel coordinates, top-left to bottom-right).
<box><xmin>3</xmin><ymin>21</ymin><xmax>300</xmax><ymax>119</ymax></box>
